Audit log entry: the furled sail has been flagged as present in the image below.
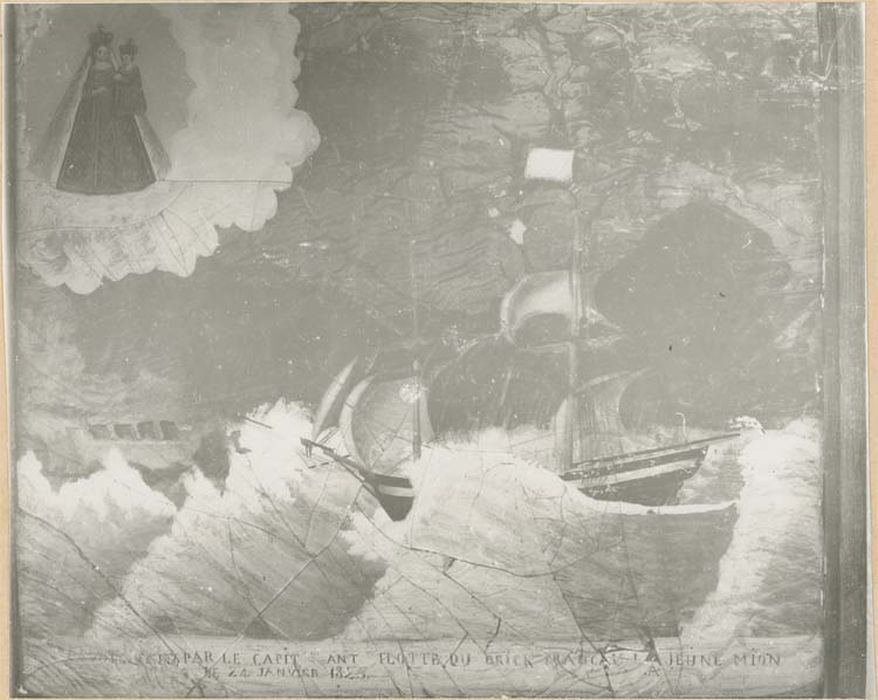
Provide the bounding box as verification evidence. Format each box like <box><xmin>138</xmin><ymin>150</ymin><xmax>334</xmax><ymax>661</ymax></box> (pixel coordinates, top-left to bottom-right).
<box><xmin>339</xmin><ymin>376</ymin><xmax>433</xmax><ymax>473</ymax></box>
<box><xmin>500</xmin><ymin>270</ymin><xmax>619</xmax><ymax>344</ymax></box>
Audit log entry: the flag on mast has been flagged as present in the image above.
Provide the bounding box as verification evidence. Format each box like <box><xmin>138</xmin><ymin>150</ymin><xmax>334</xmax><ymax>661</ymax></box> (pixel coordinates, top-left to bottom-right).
<box><xmin>525</xmin><ymin>148</ymin><xmax>575</xmax><ymax>183</ymax></box>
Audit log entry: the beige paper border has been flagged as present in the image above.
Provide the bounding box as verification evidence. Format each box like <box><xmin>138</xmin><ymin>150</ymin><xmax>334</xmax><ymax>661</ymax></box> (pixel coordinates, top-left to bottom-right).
<box><xmin>0</xmin><ymin>1</ymin><xmax>873</xmax><ymax>699</ymax></box>
<box><xmin>868</xmin><ymin>2</ymin><xmax>877</xmax><ymax>698</ymax></box>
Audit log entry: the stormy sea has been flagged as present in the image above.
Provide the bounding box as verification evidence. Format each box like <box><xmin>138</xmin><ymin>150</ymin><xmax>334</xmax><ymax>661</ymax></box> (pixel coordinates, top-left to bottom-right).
<box><xmin>14</xmin><ymin>399</ymin><xmax>822</xmax><ymax>696</ymax></box>
<box><xmin>10</xmin><ymin>4</ymin><xmax>831</xmax><ymax>696</ymax></box>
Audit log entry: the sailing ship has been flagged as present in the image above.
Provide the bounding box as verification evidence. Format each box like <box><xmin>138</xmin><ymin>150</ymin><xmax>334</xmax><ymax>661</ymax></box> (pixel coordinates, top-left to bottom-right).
<box><xmin>297</xmin><ymin>148</ymin><xmax>745</xmax><ymax>639</ymax></box>
<box><xmin>299</xmin><ymin>310</ymin><xmax>741</xmax><ymax>640</ymax></box>
<box><xmin>427</xmin><ymin>267</ymin><xmax>739</xmax><ymax>507</ymax></box>
<box><xmin>302</xmin><ymin>148</ymin><xmax>737</xmax><ymax>522</ymax></box>
<box><xmin>301</xmin><ymin>317</ymin><xmax>736</xmax><ymax>522</ymax></box>
<box><xmin>302</xmin><ymin>257</ymin><xmax>736</xmax><ymax>522</ymax></box>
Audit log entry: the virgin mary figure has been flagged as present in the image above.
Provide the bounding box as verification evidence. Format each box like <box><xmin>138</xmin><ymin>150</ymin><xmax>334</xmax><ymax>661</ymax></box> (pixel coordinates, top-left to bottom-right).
<box><xmin>30</xmin><ymin>26</ymin><xmax>170</xmax><ymax>195</ymax></box>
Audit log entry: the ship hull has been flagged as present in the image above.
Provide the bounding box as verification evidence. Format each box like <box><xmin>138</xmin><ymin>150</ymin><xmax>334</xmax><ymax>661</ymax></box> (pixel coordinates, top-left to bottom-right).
<box><xmin>366</xmin><ymin>471</ymin><xmax>416</xmax><ymax>521</ymax></box>
<box><xmin>564</xmin><ymin>445</ymin><xmax>711</xmax><ymax>506</ymax></box>
<box><xmin>303</xmin><ymin>437</ymin><xmax>729</xmax><ymax>520</ymax></box>
<box><xmin>34</xmin><ymin>422</ymin><xmax>199</xmax><ymax>477</ymax></box>
<box><xmin>315</xmin><ymin>363</ymin><xmax>736</xmax><ymax>511</ymax></box>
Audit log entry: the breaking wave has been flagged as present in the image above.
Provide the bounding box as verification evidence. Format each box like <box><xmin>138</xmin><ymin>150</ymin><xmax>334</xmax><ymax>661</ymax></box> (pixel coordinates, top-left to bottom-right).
<box><xmin>684</xmin><ymin>418</ymin><xmax>822</xmax><ymax>640</ymax></box>
<box><xmin>16</xmin><ymin>449</ymin><xmax>176</xmax><ymax>637</ymax></box>
<box><xmin>16</xmin><ymin>403</ymin><xmax>821</xmax><ymax>647</ymax></box>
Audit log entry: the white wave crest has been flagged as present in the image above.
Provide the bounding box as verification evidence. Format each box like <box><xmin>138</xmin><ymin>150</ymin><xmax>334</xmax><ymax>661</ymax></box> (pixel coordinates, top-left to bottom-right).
<box><xmin>18</xmin><ymin>448</ymin><xmax>176</xmax><ymax>539</ymax></box>
<box><xmin>88</xmin><ymin>401</ymin><xmax>381</xmax><ymax>642</ymax></box>
<box><xmin>18</xmin><ymin>402</ymin><xmax>819</xmax><ymax>646</ymax></box>
<box><xmin>684</xmin><ymin>418</ymin><xmax>821</xmax><ymax>640</ymax></box>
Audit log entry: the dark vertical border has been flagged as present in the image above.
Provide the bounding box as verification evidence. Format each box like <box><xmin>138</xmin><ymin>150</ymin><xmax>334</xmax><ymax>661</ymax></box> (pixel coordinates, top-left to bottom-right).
<box><xmin>4</xmin><ymin>4</ymin><xmax>22</xmax><ymax>697</ymax></box>
<box><xmin>819</xmin><ymin>3</ymin><xmax>867</xmax><ymax>697</ymax></box>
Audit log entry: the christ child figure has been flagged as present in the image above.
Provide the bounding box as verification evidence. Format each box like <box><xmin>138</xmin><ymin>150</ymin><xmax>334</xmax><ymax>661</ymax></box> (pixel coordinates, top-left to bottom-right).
<box><xmin>113</xmin><ymin>40</ymin><xmax>148</xmax><ymax>116</ymax></box>
<box><xmin>109</xmin><ymin>39</ymin><xmax>158</xmax><ymax>192</ymax></box>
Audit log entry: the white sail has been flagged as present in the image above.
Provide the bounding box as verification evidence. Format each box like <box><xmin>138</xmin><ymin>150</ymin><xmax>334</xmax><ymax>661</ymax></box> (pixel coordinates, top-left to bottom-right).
<box><xmin>312</xmin><ymin>358</ymin><xmax>359</xmax><ymax>440</ymax></box>
<box><xmin>554</xmin><ymin>369</ymin><xmax>649</xmax><ymax>462</ymax></box>
<box><xmin>500</xmin><ymin>270</ymin><xmax>619</xmax><ymax>343</ymax></box>
<box><xmin>580</xmin><ymin>369</ymin><xmax>648</xmax><ymax>437</ymax></box>
<box><xmin>339</xmin><ymin>375</ymin><xmax>433</xmax><ymax>474</ymax></box>
<box><xmin>339</xmin><ymin>377</ymin><xmax>373</xmax><ymax>466</ymax></box>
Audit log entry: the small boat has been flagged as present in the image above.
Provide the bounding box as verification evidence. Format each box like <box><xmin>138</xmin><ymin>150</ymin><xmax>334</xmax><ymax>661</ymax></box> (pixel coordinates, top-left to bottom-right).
<box><xmin>35</xmin><ymin>417</ymin><xmax>199</xmax><ymax>476</ymax></box>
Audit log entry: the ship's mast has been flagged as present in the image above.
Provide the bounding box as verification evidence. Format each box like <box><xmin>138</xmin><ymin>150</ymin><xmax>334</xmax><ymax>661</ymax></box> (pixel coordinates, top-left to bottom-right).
<box><xmin>568</xmin><ymin>188</ymin><xmax>613</xmax><ymax>468</ymax></box>
<box><xmin>523</xmin><ymin>146</ymin><xmax>581</xmax><ymax>471</ymax></box>
<box><xmin>409</xmin><ymin>238</ymin><xmax>422</xmax><ymax>460</ymax></box>
<box><xmin>565</xmin><ymin>200</ymin><xmax>585</xmax><ymax>470</ymax></box>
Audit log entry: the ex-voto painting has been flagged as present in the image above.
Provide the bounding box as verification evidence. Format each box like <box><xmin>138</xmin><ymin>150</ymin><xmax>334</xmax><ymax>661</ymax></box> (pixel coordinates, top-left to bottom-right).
<box><xmin>5</xmin><ymin>3</ymin><xmax>868</xmax><ymax>698</ymax></box>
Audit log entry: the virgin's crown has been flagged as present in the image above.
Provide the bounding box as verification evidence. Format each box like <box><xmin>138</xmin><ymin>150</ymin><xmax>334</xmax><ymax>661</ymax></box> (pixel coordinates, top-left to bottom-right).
<box><xmin>89</xmin><ymin>25</ymin><xmax>113</xmax><ymax>49</ymax></box>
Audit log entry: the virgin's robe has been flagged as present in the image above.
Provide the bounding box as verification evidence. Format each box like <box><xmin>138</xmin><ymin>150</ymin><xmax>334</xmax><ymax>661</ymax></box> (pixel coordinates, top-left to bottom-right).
<box><xmin>56</xmin><ymin>62</ymin><xmax>122</xmax><ymax>194</ymax></box>
<box><xmin>31</xmin><ymin>55</ymin><xmax>170</xmax><ymax>195</ymax></box>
